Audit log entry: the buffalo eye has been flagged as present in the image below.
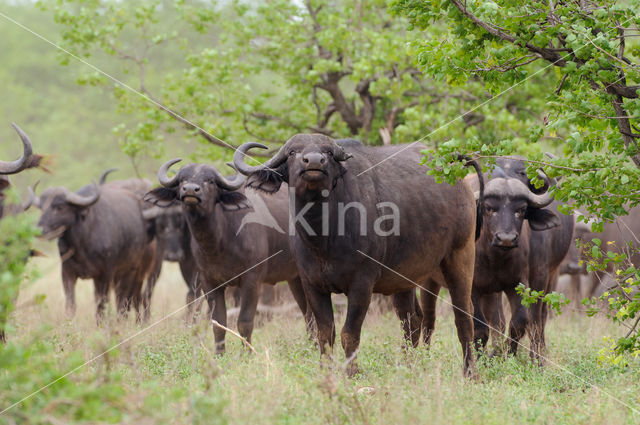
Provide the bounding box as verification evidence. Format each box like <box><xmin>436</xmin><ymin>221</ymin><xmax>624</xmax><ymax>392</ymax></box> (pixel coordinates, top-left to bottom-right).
<box><xmin>485</xmin><ymin>207</ymin><xmax>495</xmax><ymax>216</ymax></box>
<box><xmin>288</xmin><ymin>150</ymin><xmax>297</xmax><ymax>157</ymax></box>
<box><xmin>515</xmin><ymin>208</ymin><xmax>525</xmax><ymax>217</ymax></box>
<box><xmin>325</xmin><ymin>150</ymin><xmax>333</xmax><ymax>156</ymax></box>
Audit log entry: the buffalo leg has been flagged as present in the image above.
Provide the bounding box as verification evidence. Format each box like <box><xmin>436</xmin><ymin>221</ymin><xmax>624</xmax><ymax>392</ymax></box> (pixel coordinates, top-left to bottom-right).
<box><xmin>237</xmin><ymin>280</ymin><xmax>260</xmax><ymax>346</ymax></box>
<box><xmin>441</xmin><ymin>241</ymin><xmax>476</xmax><ymax>378</ymax></box>
<box><xmin>505</xmin><ymin>286</ymin><xmax>528</xmax><ymax>355</ymax></box>
<box><xmin>341</xmin><ymin>285</ymin><xmax>373</xmax><ymax>377</ymax></box>
<box><xmin>480</xmin><ymin>293</ymin><xmax>507</xmax><ymax>353</ymax></box>
<box><xmin>287</xmin><ymin>277</ymin><xmax>315</xmax><ymax>338</ymax></box>
<box><xmin>471</xmin><ymin>293</ymin><xmax>490</xmax><ymax>354</ymax></box>
<box><xmin>208</xmin><ymin>285</ymin><xmax>227</xmax><ymax>355</ymax></box>
<box><xmin>115</xmin><ymin>278</ymin><xmax>131</xmax><ymax>320</ymax></box>
<box><xmin>62</xmin><ymin>267</ymin><xmax>77</xmax><ymax>318</ymax></box>
<box><xmin>184</xmin><ymin>270</ymin><xmax>201</xmax><ymax>324</ymax></box>
<box><xmin>528</xmin><ymin>272</ymin><xmax>554</xmax><ymax>364</ymax></box>
<box><xmin>303</xmin><ymin>282</ymin><xmax>335</xmax><ymax>359</ymax></box>
<box><xmin>420</xmin><ymin>279</ymin><xmax>441</xmax><ymax>346</ymax></box>
<box><xmin>393</xmin><ymin>289</ymin><xmax>422</xmax><ymax>348</ymax></box>
<box><xmin>94</xmin><ymin>276</ymin><xmax>111</xmax><ymax>325</ymax></box>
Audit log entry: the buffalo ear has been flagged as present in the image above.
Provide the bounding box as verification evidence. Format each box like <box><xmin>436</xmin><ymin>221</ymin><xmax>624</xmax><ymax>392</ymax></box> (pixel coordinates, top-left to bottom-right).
<box><xmin>246</xmin><ymin>164</ymin><xmax>288</xmax><ymax>194</ymax></box>
<box><xmin>218</xmin><ymin>190</ymin><xmax>251</xmax><ymax>211</ymax></box>
<box><xmin>144</xmin><ymin>188</ymin><xmax>177</xmax><ymax>207</ymax></box>
<box><xmin>526</xmin><ymin>208</ymin><xmax>560</xmax><ymax>231</ymax></box>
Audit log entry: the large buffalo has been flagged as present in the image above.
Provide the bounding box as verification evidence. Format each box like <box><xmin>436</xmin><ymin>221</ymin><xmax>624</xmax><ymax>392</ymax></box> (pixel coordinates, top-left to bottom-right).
<box><xmin>36</xmin><ymin>179</ymin><xmax>158</xmax><ymax>323</ymax></box>
<box><xmin>144</xmin><ymin>161</ymin><xmax>313</xmax><ymax>352</ymax></box>
<box><xmin>466</xmin><ymin>158</ymin><xmax>574</xmax><ymax>362</ymax></box>
<box><xmin>234</xmin><ymin>134</ymin><xmax>481</xmax><ymax>377</ymax></box>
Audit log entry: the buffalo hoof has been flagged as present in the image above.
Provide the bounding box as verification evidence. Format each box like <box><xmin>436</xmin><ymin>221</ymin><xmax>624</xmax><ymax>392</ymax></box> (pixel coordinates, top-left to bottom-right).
<box><xmin>345</xmin><ymin>360</ymin><xmax>359</xmax><ymax>378</ymax></box>
<box><xmin>215</xmin><ymin>342</ymin><xmax>226</xmax><ymax>356</ymax></box>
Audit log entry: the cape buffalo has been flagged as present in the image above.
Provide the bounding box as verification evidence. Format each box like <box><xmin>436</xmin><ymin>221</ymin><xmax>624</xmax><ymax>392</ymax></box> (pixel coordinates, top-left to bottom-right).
<box><xmin>144</xmin><ymin>161</ymin><xmax>313</xmax><ymax>353</ymax></box>
<box><xmin>141</xmin><ymin>204</ymin><xmax>201</xmax><ymax>322</ymax></box>
<box><xmin>36</xmin><ymin>180</ymin><xmax>158</xmax><ymax>323</ymax></box>
<box><xmin>466</xmin><ymin>158</ymin><xmax>573</xmax><ymax>363</ymax></box>
<box><xmin>234</xmin><ymin>134</ymin><xmax>481</xmax><ymax>377</ymax></box>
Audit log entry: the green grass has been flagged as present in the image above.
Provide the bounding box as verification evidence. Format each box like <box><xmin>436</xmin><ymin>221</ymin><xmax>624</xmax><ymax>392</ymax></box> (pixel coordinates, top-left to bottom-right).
<box><xmin>1</xmin><ymin>256</ymin><xmax>640</xmax><ymax>424</ymax></box>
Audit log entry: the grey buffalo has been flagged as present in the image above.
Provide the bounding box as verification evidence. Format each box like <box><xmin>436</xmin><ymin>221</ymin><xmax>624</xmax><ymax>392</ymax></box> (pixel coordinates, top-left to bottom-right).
<box><xmin>36</xmin><ymin>178</ymin><xmax>159</xmax><ymax>323</ymax></box>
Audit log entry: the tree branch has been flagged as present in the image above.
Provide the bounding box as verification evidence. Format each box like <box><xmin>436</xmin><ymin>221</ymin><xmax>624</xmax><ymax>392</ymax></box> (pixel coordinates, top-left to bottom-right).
<box><xmin>449</xmin><ymin>0</ymin><xmax>567</xmax><ymax>65</ymax></box>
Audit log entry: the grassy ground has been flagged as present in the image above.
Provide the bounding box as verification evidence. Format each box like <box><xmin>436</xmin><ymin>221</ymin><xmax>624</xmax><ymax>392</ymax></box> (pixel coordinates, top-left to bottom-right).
<box><xmin>2</xmin><ymin>255</ymin><xmax>640</xmax><ymax>424</ymax></box>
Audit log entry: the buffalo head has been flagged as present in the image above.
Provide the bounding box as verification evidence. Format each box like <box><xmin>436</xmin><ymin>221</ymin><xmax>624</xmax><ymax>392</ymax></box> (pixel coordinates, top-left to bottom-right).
<box><xmin>482</xmin><ymin>177</ymin><xmax>559</xmax><ymax>249</ymax></box>
<box><xmin>36</xmin><ymin>183</ymin><xmax>100</xmax><ymax>240</ymax></box>
<box><xmin>144</xmin><ymin>160</ymin><xmax>248</xmax><ymax>214</ymax></box>
<box><xmin>142</xmin><ymin>205</ymin><xmax>186</xmax><ymax>262</ymax></box>
<box><xmin>233</xmin><ymin>134</ymin><xmax>352</xmax><ymax>200</ymax></box>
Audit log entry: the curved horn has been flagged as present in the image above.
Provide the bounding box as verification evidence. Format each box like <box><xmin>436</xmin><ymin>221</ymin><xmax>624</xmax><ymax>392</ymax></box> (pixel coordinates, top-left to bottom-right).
<box><xmin>64</xmin><ymin>182</ymin><xmax>100</xmax><ymax>207</ymax></box>
<box><xmin>158</xmin><ymin>159</ymin><xmax>182</xmax><ymax>187</ymax></box>
<box><xmin>212</xmin><ymin>167</ymin><xmax>245</xmax><ymax>191</ymax></box>
<box><xmin>22</xmin><ymin>181</ymin><xmax>39</xmax><ymax>211</ymax></box>
<box><xmin>485</xmin><ymin>178</ymin><xmax>554</xmax><ymax>209</ymax></box>
<box><xmin>99</xmin><ymin>168</ymin><xmax>118</xmax><ymax>185</ymax></box>
<box><xmin>233</xmin><ymin>142</ymin><xmax>288</xmax><ymax>176</ymax></box>
<box><xmin>526</xmin><ymin>186</ymin><xmax>554</xmax><ymax>208</ymax></box>
<box><xmin>0</xmin><ymin>123</ymin><xmax>34</xmax><ymax>175</ymax></box>
<box><xmin>529</xmin><ymin>169</ymin><xmax>550</xmax><ymax>194</ymax></box>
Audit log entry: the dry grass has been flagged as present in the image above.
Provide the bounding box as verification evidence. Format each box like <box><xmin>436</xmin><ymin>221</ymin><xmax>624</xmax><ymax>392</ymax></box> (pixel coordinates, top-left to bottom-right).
<box><xmin>3</xmin><ymin>253</ymin><xmax>640</xmax><ymax>424</ymax></box>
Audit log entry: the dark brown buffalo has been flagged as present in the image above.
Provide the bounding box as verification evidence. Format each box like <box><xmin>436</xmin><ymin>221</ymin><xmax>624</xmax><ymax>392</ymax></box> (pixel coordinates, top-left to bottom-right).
<box><xmin>467</xmin><ymin>158</ymin><xmax>574</xmax><ymax>363</ymax></box>
<box><xmin>234</xmin><ymin>134</ymin><xmax>481</xmax><ymax>377</ymax></box>
<box><xmin>144</xmin><ymin>161</ymin><xmax>312</xmax><ymax>353</ymax></box>
<box><xmin>36</xmin><ymin>180</ymin><xmax>158</xmax><ymax>323</ymax></box>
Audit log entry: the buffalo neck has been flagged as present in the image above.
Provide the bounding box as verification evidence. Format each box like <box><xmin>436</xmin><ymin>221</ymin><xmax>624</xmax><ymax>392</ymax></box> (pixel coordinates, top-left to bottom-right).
<box><xmin>182</xmin><ymin>203</ymin><xmax>241</xmax><ymax>256</ymax></box>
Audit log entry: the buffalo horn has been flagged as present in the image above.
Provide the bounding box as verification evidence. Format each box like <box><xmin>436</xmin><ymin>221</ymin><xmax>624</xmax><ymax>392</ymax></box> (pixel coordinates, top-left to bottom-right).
<box><xmin>233</xmin><ymin>142</ymin><xmax>288</xmax><ymax>176</ymax></box>
<box><xmin>0</xmin><ymin>123</ymin><xmax>33</xmax><ymax>175</ymax></box>
<box><xmin>64</xmin><ymin>182</ymin><xmax>100</xmax><ymax>207</ymax></box>
<box><xmin>99</xmin><ymin>168</ymin><xmax>118</xmax><ymax>185</ymax></box>
<box><xmin>485</xmin><ymin>178</ymin><xmax>553</xmax><ymax>209</ymax></box>
<box><xmin>158</xmin><ymin>159</ymin><xmax>182</xmax><ymax>187</ymax></box>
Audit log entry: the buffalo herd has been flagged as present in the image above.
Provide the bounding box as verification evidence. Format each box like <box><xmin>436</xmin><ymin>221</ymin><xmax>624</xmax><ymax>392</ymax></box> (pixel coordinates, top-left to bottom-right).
<box><xmin>2</xmin><ymin>124</ymin><xmax>638</xmax><ymax>377</ymax></box>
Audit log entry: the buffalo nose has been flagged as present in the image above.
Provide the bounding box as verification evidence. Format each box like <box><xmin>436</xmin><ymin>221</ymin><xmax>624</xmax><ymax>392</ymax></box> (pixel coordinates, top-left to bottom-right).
<box><xmin>302</xmin><ymin>152</ymin><xmax>325</xmax><ymax>168</ymax></box>
<box><xmin>182</xmin><ymin>183</ymin><xmax>201</xmax><ymax>195</ymax></box>
<box><xmin>495</xmin><ymin>232</ymin><xmax>518</xmax><ymax>245</ymax></box>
